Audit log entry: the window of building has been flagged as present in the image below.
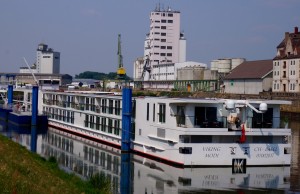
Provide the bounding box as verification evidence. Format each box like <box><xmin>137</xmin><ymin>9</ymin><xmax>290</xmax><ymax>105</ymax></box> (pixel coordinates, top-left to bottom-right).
<box><xmin>168</xmin><ymin>20</ymin><xmax>173</xmax><ymax>23</ymax></box>
<box><xmin>158</xmin><ymin>103</ymin><xmax>166</xmax><ymax>123</ymax></box>
<box><xmin>154</xmin><ymin>32</ymin><xmax>159</xmax><ymax>34</ymax></box>
<box><xmin>161</xmin><ymin>33</ymin><xmax>166</xmax><ymax>36</ymax></box>
<box><xmin>167</xmin><ymin>46</ymin><xmax>172</xmax><ymax>49</ymax></box>
<box><xmin>160</xmin><ymin>53</ymin><xmax>166</xmax><ymax>56</ymax></box>
<box><xmin>167</xmin><ymin>53</ymin><xmax>172</xmax><ymax>56</ymax></box>
<box><xmin>161</xmin><ymin>26</ymin><xmax>166</xmax><ymax>29</ymax></box>
<box><xmin>155</xmin><ymin>20</ymin><xmax>160</xmax><ymax>23</ymax></box>
<box><xmin>168</xmin><ymin>13</ymin><xmax>173</xmax><ymax>17</ymax></box>
<box><xmin>155</xmin><ymin>26</ymin><xmax>160</xmax><ymax>29</ymax></box>
<box><xmin>161</xmin><ymin>46</ymin><xmax>166</xmax><ymax>49</ymax></box>
<box><xmin>146</xmin><ymin>103</ymin><xmax>149</xmax><ymax>121</ymax></box>
<box><xmin>161</xmin><ymin>19</ymin><xmax>166</xmax><ymax>23</ymax></box>
<box><xmin>161</xmin><ymin>39</ymin><xmax>166</xmax><ymax>42</ymax></box>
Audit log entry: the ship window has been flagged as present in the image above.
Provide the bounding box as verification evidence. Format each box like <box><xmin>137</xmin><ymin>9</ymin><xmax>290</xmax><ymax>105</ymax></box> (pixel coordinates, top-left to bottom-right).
<box><xmin>114</xmin><ymin>100</ymin><xmax>121</xmax><ymax>115</ymax></box>
<box><xmin>96</xmin><ymin>117</ymin><xmax>100</xmax><ymax>130</ymax></box>
<box><xmin>108</xmin><ymin>119</ymin><xmax>113</xmax><ymax>133</ymax></box>
<box><xmin>101</xmin><ymin>117</ymin><xmax>106</xmax><ymax>132</ymax></box>
<box><xmin>101</xmin><ymin>99</ymin><xmax>107</xmax><ymax>113</ymax></box>
<box><xmin>252</xmin><ymin>108</ymin><xmax>273</xmax><ymax>128</ymax></box>
<box><xmin>178</xmin><ymin>177</ymin><xmax>191</xmax><ymax>186</ymax></box>
<box><xmin>114</xmin><ymin>120</ymin><xmax>120</xmax><ymax>136</ymax></box>
<box><xmin>179</xmin><ymin>147</ymin><xmax>192</xmax><ymax>154</ymax></box>
<box><xmin>84</xmin><ymin>98</ymin><xmax>90</xmax><ymax>110</ymax></box>
<box><xmin>108</xmin><ymin>100</ymin><xmax>113</xmax><ymax>114</ymax></box>
<box><xmin>146</xmin><ymin>103</ymin><xmax>149</xmax><ymax>121</ymax></box>
<box><xmin>85</xmin><ymin>115</ymin><xmax>89</xmax><ymax>127</ymax></box>
<box><xmin>179</xmin><ymin>135</ymin><xmax>212</xmax><ymax>143</ymax></box>
<box><xmin>153</xmin><ymin>104</ymin><xmax>155</xmax><ymax>122</ymax></box>
<box><xmin>176</xmin><ymin>106</ymin><xmax>185</xmax><ymax>126</ymax></box>
<box><xmin>252</xmin><ymin>136</ymin><xmax>272</xmax><ymax>143</ymax></box>
<box><xmin>194</xmin><ymin>107</ymin><xmax>217</xmax><ymax>127</ymax></box>
<box><xmin>158</xmin><ymin>103</ymin><xmax>166</xmax><ymax>123</ymax></box>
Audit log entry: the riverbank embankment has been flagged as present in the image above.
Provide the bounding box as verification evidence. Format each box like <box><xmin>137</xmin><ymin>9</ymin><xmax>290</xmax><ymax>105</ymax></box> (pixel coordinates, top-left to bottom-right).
<box><xmin>0</xmin><ymin>135</ymin><xmax>110</xmax><ymax>194</ymax></box>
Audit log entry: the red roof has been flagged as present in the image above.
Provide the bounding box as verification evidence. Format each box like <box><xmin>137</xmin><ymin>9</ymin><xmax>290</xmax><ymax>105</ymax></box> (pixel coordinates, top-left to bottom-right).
<box><xmin>224</xmin><ymin>60</ymin><xmax>273</xmax><ymax>80</ymax></box>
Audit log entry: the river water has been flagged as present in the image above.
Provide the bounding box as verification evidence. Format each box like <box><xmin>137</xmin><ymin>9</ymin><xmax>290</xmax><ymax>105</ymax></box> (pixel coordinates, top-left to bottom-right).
<box><xmin>1</xmin><ymin>120</ymin><xmax>299</xmax><ymax>194</ymax></box>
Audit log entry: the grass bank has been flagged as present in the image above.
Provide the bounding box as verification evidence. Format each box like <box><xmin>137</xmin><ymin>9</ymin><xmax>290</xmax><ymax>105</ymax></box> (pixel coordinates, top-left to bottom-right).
<box><xmin>0</xmin><ymin>135</ymin><xmax>111</xmax><ymax>194</ymax></box>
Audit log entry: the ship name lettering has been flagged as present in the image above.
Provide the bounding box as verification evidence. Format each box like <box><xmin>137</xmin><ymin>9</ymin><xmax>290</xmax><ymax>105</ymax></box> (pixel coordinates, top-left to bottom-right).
<box><xmin>203</xmin><ymin>147</ymin><xmax>221</xmax><ymax>152</ymax></box>
<box><xmin>254</xmin><ymin>147</ymin><xmax>262</xmax><ymax>152</ymax></box>
<box><xmin>256</xmin><ymin>153</ymin><xmax>274</xmax><ymax>158</ymax></box>
<box><xmin>265</xmin><ymin>147</ymin><xmax>277</xmax><ymax>152</ymax></box>
<box><xmin>205</xmin><ymin>153</ymin><xmax>219</xmax><ymax>158</ymax></box>
<box><xmin>204</xmin><ymin>175</ymin><xmax>218</xmax><ymax>180</ymax></box>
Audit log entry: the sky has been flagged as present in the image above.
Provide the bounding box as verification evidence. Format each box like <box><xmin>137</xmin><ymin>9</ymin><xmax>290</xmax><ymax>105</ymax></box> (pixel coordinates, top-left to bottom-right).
<box><xmin>1</xmin><ymin>0</ymin><xmax>300</xmax><ymax>77</ymax></box>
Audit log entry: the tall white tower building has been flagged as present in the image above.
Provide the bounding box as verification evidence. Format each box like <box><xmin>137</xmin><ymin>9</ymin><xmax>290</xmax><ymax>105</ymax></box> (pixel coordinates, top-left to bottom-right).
<box><xmin>36</xmin><ymin>43</ymin><xmax>60</xmax><ymax>74</ymax></box>
<box><xmin>145</xmin><ymin>6</ymin><xmax>186</xmax><ymax>65</ymax></box>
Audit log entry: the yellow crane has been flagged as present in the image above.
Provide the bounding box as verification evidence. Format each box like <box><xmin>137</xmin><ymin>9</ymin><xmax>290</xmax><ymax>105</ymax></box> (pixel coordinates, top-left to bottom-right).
<box><xmin>117</xmin><ymin>34</ymin><xmax>126</xmax><ymax>79</ymax></box>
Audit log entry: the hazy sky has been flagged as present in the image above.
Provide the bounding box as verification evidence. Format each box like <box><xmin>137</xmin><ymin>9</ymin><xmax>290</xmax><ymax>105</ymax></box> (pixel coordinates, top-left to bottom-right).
<box><xmin>1</xmin><ymin>0</ymin><xmax>300</xmax><ymax>77</ymax></box>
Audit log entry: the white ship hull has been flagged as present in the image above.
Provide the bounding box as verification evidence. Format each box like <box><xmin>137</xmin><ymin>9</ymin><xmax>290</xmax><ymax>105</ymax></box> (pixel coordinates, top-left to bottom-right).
<box><xmin>40</xmin><ymin>90</ymin><xmax>292</xmax><ymax>167</ymax></box>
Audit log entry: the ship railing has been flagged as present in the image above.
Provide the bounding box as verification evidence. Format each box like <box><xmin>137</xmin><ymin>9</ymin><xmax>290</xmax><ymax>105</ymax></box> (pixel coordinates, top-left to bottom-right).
<box><xmin>174</xmin><ymin>115</ymin><xmax>287</xmax><ymax>130</ymax></box>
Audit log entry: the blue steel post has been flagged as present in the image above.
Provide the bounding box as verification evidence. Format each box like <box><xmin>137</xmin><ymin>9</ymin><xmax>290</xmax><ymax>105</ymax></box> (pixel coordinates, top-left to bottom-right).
<box><xmin>121</xmin><ymin>88</ymin><xmax>132</xmax><ymax>152</ymax></box>
<box><xmin>31</xmin><ymin>86</ymin><xmax>39</xmax><ymax>126</ymax></box>
<box><xmin>30</xmin><ymin>126</ymin><xmax>37</xmax><ymax>152</ymax></box>
<box><xmin>121</xmin><ymin>153</ymin><xmax>132</xmax><ymax>194</ymax></box>
<box><xmin>7</xmin><ymin>85</ymin><xmax>13</xmax><ymax>105</ymax></box>
<box><xmin>31</xmin><ymin>86</ymin><xmax>38</xmax><ymax>152</ymax></box>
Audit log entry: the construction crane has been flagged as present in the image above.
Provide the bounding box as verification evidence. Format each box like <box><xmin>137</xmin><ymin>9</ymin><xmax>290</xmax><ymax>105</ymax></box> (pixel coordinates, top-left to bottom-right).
<box><xmin>116</xmin><ymin>34</ymin><xmax>126</xmax><ymax>79</ymax></box>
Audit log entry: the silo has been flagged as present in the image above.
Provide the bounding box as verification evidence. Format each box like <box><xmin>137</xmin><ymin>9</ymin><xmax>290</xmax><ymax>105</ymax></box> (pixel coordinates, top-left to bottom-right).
<box><xmin>218</xmin><ymin>59</ymin><xmax>231</xmax><ymax>73</ymax></box>
<box><xmin>231</xmin><ymin>58</ymin><xmax>245</xmax><ymax>70</ymax></box>
<box><xmin>210</xmin><ymin>60</ymin><xmax>219</xmax><ymax>71</ymax></box>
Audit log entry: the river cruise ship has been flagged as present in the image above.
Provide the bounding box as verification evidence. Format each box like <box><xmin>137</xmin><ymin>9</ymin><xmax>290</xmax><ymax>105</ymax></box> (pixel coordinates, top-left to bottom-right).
<box><xmin>40</xmin><ymin>90</ymin><xmax>292</xmax><ymax>167</ymax></box>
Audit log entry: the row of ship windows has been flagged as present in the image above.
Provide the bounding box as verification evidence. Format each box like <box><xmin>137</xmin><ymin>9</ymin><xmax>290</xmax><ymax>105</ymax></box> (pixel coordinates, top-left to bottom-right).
<box><xmin>43</xmin><ymin>97</ymin><xmax>122</xmax><ymax>115</ymax></box>
<box><xmin>84</xmin><ymin>115</ymin><xmax>121</xmax><ymax>136</ymax></box>
<box><xmin>44</xmin><ymin>107</ymin><xmax>122</xmax><ymax>137</ymax></box>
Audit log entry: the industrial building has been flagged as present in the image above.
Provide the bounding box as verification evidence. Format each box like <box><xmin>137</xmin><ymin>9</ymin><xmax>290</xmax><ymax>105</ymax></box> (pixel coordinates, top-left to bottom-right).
<box><xmin>223</xmin><ymin>60</ymin><xmax>273</xmax><ymax>94</ymax></box>
<box><xmin>134</xmin><ymin>5</ymin><xmax>187</xmax><ymax>82</ymax></box>
<box><xmin>20</xmin><ymin>43</ymin><xmax>60</xmax><ymax>74</ymax></box>
<box><xmin>133</xmin><ymin>6</ymin><xmax>218</xmax><ymax>91</ymax></box>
